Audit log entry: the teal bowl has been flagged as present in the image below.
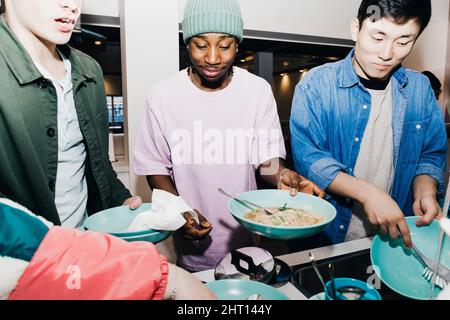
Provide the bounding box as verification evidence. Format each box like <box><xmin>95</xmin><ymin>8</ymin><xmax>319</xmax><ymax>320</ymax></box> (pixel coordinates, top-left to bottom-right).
<box><xmin>83</xmin><ymin>203</ymin><xmax>172</xmax><ymax>244</ymax></box>
<box><xmin>371</xmin><ymin>216</ymin><xmax>450</xmax><ymax>300</ymax></box>
<box><xmin>227</xmin><ymin>190</ymin><xmax>336</xmax><ymax>240</ymax></box>
<box><xmin>119</xmin><ymin>231</ymin><xmax>172</xmax><ymax>244</ymax></box>
<box><xmin>206</xmin><ymin>280</ymin><xmax>289</xmax><ymax>300</ymax></box>
<box><xmin>324</xmin><ymin>278</ymin><xmax>382</xmax><ymax>300</ymax></box>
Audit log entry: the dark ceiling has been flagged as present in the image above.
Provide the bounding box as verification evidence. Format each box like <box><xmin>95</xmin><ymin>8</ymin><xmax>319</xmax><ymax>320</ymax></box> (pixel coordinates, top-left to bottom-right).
<box><xmin>70</xmin><ymin>25</ymin><xmax>122</xmax><ymax>75</ymax></box>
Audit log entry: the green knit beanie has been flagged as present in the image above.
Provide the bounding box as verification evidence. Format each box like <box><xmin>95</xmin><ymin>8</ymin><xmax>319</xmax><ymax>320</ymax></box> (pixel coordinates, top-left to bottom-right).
<box><xmin>182</xmin><ymin>0</ymin><xmax>244</xmax><ymax>44</ymax></box>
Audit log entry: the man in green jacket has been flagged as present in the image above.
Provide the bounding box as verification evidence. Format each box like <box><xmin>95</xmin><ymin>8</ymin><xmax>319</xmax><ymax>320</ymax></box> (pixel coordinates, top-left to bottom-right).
<box><xmin>0</xmin><ymin>0</ymin><xmax>141</xmax><ymax>227</ymax></box>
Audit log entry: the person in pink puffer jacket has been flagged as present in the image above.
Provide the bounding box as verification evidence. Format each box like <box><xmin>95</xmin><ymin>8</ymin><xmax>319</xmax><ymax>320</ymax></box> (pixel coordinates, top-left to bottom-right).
<box><xmin>0</xmin><ymin>198</ymin><xmax>215</xmax><ymax>300</ymax></box>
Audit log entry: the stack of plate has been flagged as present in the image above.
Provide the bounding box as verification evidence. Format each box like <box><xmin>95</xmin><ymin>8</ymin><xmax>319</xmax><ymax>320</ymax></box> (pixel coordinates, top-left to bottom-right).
<box><xmin>83</xmin><ymin>203</ymin><xmax>172</xmax><ymax>244</ymax></box>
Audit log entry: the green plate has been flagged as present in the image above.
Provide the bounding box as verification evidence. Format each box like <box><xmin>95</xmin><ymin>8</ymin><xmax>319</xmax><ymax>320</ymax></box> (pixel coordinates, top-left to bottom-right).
<box><xmin>228</xmin><ymin>190</ymin><xmax>336</xmax><ymax>240</ymax></box>
<box><xmin>83</xmin><ymin>203</ymin><xmax>172</xmax><ymax>243</ymax></box>
<box><xmin>206</xmin><ymin>279</ymin><xmax>289</xmax><ymax>300</ymax></box>
<box><xmin>371</xmin><ymin>217</ymin><xmax>450</xmax><ymax>300</ymax></box>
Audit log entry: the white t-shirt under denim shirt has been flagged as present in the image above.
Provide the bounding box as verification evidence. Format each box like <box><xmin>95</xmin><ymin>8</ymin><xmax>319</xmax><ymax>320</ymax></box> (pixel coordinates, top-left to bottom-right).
<box><xmin>32</xmin><ymin>52</ymin><xmax>88</xmax><ymax>229</ymax></box>
<box><xmin>346</xmin><ymin>80</ymin><xmax>395</xmax><ymax>241</ymax></box>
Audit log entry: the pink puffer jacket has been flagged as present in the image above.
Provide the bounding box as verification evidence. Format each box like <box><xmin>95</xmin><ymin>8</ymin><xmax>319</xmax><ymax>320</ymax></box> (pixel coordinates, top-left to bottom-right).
<box><xmin>9</xmin><ymin>226</ymin><xmax>168</xmax><ymax>300</ymax></box>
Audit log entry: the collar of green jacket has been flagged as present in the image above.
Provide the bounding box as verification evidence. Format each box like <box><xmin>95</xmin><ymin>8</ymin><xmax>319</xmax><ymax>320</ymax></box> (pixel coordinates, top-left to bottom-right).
<box><xmin>0</xmin><ymin>15</ymin><xmax>96</xmax><ymax>85</ymax></box>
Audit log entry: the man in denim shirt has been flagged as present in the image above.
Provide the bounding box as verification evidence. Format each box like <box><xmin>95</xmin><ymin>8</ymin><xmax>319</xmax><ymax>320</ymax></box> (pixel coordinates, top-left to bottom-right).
<box><xmin>290</xmin><ymin>0</ymin><xmax>447</xmax><ymax>250</ymax></box>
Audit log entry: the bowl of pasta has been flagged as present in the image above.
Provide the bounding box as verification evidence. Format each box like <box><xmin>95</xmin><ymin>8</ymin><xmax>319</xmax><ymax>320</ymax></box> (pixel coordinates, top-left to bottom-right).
<box><xmin>227</xmin><ymin>190</ymin><xmax>336</xmax><ymax>240</ymax></box>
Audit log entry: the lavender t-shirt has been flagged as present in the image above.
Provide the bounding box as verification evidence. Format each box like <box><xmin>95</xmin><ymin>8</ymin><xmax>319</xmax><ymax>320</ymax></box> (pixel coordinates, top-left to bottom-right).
<box><xmin>134</xmin><ymin>67</ymin><xmax>286</xmax><ymax>271</ymax></box>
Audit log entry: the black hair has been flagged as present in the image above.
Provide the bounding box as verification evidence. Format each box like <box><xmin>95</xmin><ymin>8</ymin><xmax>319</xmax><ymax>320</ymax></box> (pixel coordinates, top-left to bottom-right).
<box><xmin>0</xmin><ymin>0</ymin><xmax>5</xmax><ymax>14</ymax></box>
<box><xmin>422</xmin><ymin>71</ymin><xmax>441</xmax><ymax>92</ymax></box>
<box><xmin>357</xmin><ymin>0</ymin><xmax>432</xmax><ymax>35</ymax></box>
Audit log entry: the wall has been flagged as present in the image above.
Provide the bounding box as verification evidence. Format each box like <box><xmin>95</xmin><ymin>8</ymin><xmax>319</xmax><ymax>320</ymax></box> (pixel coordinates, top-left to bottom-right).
<box><xmin>119</xmin><ymin>0</ymin><xmax>179</xmax><ymax>200</ymax></box>
<box><xmin>178</xmin><ymin>0</ymin><xmax>356</xmax><ymax>41</ymax></box>
<box><xmin>119</xmin><ymin>1</ymin><xmax>179</xmax><ymax>262</ymax></box>
<box><xmin>404</xmin><ymin>0</ymin><xmax>450</xmax><ymax>110</ymax></box>
<box><xmin>82</xmin><ymin>0</ymin><xmax>119</xmax><ymax>17</ymax></box>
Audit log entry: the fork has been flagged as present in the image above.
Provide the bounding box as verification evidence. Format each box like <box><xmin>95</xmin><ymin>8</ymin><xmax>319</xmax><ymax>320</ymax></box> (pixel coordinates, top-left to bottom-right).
<box><xmin>308</xmin><ymin>253</ymin><xmax>331</xmax><ymax>298</ymax></box>
<box><xmin>217</xmin><ymin>188</ymin><xmax>274</xmax><ymax>216</ymax></box>
<box><xmin>410</xmin><ymin>243</ymin><xmax>449</xmax><ymax>289</ymax></box>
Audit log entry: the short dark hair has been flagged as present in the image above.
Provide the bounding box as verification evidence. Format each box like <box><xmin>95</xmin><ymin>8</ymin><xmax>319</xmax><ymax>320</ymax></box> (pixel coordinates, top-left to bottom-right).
<box><xmin>0</xmin><ymin>0</ymin><xmax>5</xmax><ymax>14</ymax></box>
<box><xmin>422</xmin><ymin>71</ymin><xmax>441</xmax><ymax>92</ymax></box>
<box><xmin>357</xmin><ymin>0</ymin><xmax>432</xmax><ymax>35</ymax></box>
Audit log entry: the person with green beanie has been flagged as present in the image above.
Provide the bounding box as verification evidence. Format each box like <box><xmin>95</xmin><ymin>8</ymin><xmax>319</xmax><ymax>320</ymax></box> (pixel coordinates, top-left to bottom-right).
<box><xmin>134</xmin><ymin>0</ymin><xmax>325</xmax><ymax>272</ymax></box>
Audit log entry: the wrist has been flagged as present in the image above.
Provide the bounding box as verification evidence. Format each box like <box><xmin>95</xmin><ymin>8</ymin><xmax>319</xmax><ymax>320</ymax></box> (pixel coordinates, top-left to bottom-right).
<box><xmin>413</xmin><ymin>175</ymin><xmax>438</xmax><ymax>200</ymax></box>
<box><xmin>354</xmin><ymin>180</ymin><xmax>381</xmax><ymax>204</ymax></box>
<box><xmin>414</xmin><ymin>191</ymin><xmax>437</xmax><ymax>201</ymax></box>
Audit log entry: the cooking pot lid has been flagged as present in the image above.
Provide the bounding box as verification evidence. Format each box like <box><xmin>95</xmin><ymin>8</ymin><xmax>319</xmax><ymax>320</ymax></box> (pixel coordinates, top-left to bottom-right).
<box><xmin>214</xmin><ymin>247</ymin><xmax>275</xmax><ymax>282</ymax></box>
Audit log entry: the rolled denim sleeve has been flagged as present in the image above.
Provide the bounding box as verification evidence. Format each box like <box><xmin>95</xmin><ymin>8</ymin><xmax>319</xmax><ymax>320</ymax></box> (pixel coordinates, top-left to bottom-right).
<box><xmin>290</xmin><ymin>83</ymin><xmax>347</xmax><ymax>190</ymax></box>
<box><xmin>415</xmin><ymin>91</ymin><xmax>447</xmax><ymax>194</ymax></box>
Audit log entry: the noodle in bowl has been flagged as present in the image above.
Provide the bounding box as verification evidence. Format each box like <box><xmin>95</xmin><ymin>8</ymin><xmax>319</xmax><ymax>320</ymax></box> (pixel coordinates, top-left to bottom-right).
<box><xmin>227</xmin><ymin>190</ymin><xmax>336</xmax><ymax>240</ymax></box>
<box><xmin>245</xmin><ymin>208</ymin><xmax>325</xmax><ymax>227</ymax></box>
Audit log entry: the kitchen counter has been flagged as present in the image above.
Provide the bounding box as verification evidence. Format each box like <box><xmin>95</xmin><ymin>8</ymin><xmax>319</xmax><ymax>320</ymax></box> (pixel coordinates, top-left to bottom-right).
<box><xmin>194</xmin><ymin>237</ymin><xmax>374</xmax><ymax>300</ymax></box>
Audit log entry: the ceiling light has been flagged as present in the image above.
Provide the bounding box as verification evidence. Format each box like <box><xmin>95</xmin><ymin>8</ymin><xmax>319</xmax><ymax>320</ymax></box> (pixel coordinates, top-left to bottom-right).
<box><xmin>243</xmin><ymin>55</ymin><xmax>255</xmax><ymax>62</ymax></box>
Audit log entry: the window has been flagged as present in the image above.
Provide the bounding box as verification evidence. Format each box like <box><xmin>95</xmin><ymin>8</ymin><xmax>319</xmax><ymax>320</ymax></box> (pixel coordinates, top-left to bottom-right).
<box><xmin>107</xmin><ymin>96</ymin><xmax>124</xmax><ymax>133</ymax></box>
<box><xmin>69</xmin><ymin>25</ymin><xmax>124</xmax><ymax>134</ymax></box>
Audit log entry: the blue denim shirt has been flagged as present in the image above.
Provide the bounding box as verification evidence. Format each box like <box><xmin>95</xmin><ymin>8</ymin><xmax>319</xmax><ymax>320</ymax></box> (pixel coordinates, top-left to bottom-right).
<box><xmin>289</xmin><ymin>50</ymin><xmax>447</xmax><ymax>249</ymax></box>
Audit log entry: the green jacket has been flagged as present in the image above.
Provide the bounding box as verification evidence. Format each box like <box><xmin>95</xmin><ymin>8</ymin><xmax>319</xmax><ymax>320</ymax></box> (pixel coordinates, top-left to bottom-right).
<box><xmin>0</xmin><ymin>16</ymin><xmax>131</xmax><ymax>224</ymax></box>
